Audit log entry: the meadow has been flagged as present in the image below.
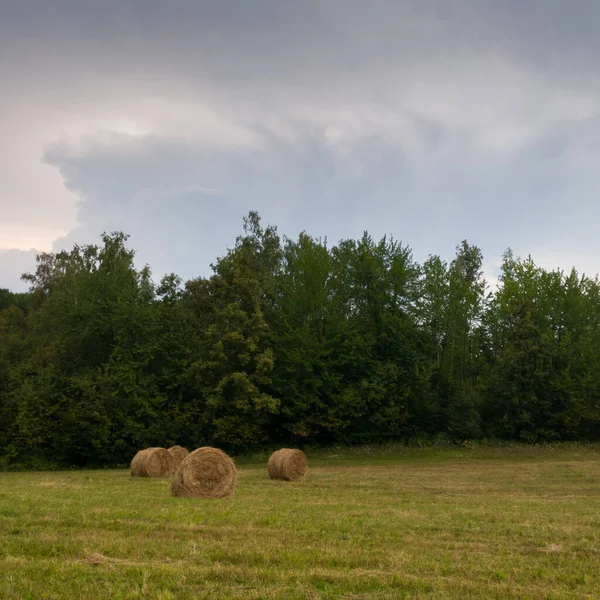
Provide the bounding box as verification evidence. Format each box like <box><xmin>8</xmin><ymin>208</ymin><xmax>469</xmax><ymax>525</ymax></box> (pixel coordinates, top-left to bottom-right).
<box><xmin>1</xmin><ymin>445</ymin><xmax>599</xmax><ymax>599</ymax></box>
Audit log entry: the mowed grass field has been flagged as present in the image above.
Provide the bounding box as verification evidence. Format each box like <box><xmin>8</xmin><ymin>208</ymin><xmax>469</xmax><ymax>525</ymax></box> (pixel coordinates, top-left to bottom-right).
<box><xmin>1</xmin><ymin>446</ymin><xmax>600</xmax><ymax>599</ymax></box>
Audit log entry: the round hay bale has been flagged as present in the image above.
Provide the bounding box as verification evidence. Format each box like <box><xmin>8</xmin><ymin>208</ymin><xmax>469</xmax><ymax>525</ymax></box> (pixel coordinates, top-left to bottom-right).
<box><xmin>130</xmin><ymin>449</ymin><xmax>149</xmax><ymax>477</ymax></box>
<box><xmin>267</xmin><ymin>448</ymin><xmax>308</xmax><ymax>482</ymax></box>
<box><xmin>171</xmin><ymin>447</ymin><xmax>237</xmax><ymax>499</ymax></box>
<box><xmin>130</xmin><ymin>447</ymin><xmax>173</xmax><ymax>477</ymax></box>
<box><xmin>144</xmin><ymin>447</ymin><xmax>174</xmax><ymax>477</ymax></box>
<box><xmin>168</xmin><ymin>445</ymin><xmax>189</xmax><ymax>472</ymax></box>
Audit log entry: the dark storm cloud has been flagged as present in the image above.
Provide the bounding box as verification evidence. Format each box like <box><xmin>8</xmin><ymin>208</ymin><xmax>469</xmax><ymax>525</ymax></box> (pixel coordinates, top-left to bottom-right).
<box><xmin>4</xmin><ymin>0</ymin><xmax>600</xmax><ymax>89</ymax></box>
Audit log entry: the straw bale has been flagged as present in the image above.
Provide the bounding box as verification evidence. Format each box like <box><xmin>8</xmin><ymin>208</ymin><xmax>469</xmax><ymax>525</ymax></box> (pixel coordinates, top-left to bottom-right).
<box><xmin>267</xmin><ymin>448</ymin><xmax>308</xmax><ymax>482</ymax></box>
<box><xmin>130</xmin><ymin>447</ymin><xmax>173</xmax><ymax>477</ymax></box>
<box><xmin>171</xmin><ymin>446</ymin><xmax>237</xmax><ymax>499</ymax></box>
<box><xmin>168</xmin><ymin>445</ymin><xmax>189</xmax><ymax>472</ymax></box>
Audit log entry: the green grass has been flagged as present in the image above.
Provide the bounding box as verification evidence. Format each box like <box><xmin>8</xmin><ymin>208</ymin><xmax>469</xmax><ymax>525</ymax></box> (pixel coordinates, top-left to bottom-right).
<box><xmin>1</xmin><ymin>445</ymin><xmax>600</xmax><ymax>599</ymax></box>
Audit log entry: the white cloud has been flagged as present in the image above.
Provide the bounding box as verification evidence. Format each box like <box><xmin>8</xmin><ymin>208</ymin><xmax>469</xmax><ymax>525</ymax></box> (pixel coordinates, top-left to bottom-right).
<box><xmin>0</xmin><ymin>249</ymin><xmax>38</xmax><ymax>292</ymax></box>
<box><xmin>0</xmin><ymin>224</ymin><xmax>58</xmax><ymax>252</ymax></box>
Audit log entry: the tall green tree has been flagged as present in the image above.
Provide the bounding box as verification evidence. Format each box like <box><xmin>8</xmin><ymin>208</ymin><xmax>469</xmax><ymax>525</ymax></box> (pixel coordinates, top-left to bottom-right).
<box><xmin>270</xmin><ymin>232</ymin><xmax>341</xmax><ymax>441</ymax></box>
<box><xmin>2</xmin><ymin>212</ymin><xmax>600</xmax><ymax>467</ymax></box>
<box><xmin>482</xmin><ymin>252</ymin><xmax>600</xmax><ymax>441</ymax></box>
<box><xmin>182</xmin><ymin>212</ymin><xmax>281</xmax><ymax>448</ymax></box>
<box><xmin>7</xmin><ymin>233</ymin><xmax>169</xmax><ymax>465</ymax></box>
<box><xmin>419</xmin><ymin>242</ymin><xmax>487</xmax><ymax>437</ymax></box>
<box><xmin>324</xmin><ymin>233</ymin><xmax>429</xmax><ymax>442</ymax></box>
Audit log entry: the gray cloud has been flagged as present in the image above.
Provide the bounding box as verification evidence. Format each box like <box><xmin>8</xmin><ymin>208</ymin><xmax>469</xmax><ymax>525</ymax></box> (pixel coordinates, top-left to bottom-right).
<box><xmin>43</xmin><ymin>109</ymin><xmax>600</xmax><ymax>282</ymax></box>
<box><xmin>4</xmin><ymin>1</ymin><xmax>600</xmax><ymax>85</ymax></box>
<box><xmin>1</xmin><ymin>0</ymin><xmax>600</xmax><ymax>290</ymax></box>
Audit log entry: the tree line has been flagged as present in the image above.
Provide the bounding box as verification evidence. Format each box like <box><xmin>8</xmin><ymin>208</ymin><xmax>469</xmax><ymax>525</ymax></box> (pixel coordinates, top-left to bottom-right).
<box><xmin>1</xmin><ymin>212</ymin><xmax>599</xmax><ymax>467</ymax></box>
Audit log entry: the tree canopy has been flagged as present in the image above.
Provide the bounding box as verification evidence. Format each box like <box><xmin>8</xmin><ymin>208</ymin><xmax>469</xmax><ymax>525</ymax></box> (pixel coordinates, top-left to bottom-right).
<box><xmin>1</xmin><ymin>213</ymin><xmax>599</xmax><ymax>467</ymax></box>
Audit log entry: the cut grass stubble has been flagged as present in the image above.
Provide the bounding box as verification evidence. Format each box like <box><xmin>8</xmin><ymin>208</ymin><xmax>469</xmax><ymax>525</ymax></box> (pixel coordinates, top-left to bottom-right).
<box><xmin>1</xmin><ymin>445</ymin><xmax>600</xmax><ymax>599</ymax></box>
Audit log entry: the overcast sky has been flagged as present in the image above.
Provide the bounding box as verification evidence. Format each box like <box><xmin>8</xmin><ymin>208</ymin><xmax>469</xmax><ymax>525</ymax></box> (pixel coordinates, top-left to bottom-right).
<box><xmin>2</xmin><ymin>0</ymin><xmax>599</xmax><ymax>291</ymax></box>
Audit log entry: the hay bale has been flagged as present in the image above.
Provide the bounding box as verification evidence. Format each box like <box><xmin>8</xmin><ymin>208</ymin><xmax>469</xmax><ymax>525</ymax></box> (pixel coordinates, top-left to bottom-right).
<box><xmin>168</xmin><ymin>445</ymin><xmax>189</xmax><ymax>472</ymax></box>
<box><xmin>171</xmin><ymin>447</ymin><xmax>237</xmax><ymax>499</ymax></box>
<box><xmin>143</xmin><ymin>447</ymin><xmax>174</xmax><ymax>477</ymax></box>
<box><xmin>130</xmin><ymin>447</ymin><xmax>173</xmax><ymax>477</ymax></box>
<box><xmin>267</xmin><ymin>448</ymin><xmax>308</xmax><ymax>482</ymax></box>
<box><xmin>130</xmin><ymin>449</ymin><xmax>149</xmax><ymax>477</ymax></box>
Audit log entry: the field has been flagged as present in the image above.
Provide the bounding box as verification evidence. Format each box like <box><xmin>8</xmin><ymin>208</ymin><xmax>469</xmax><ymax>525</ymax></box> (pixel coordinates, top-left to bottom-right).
<box><xmin>1</xmin><ymin>445</ymin><xmax>600</xmax><ymax>599</ymax></box>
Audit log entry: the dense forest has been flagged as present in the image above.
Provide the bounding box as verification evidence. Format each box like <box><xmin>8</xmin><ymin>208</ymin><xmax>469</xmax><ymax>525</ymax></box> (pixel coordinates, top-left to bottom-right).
<box><xmin>1</xmin><ymin>212</ymin><xmax>600</xmax><ymax>467</ymax></box>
